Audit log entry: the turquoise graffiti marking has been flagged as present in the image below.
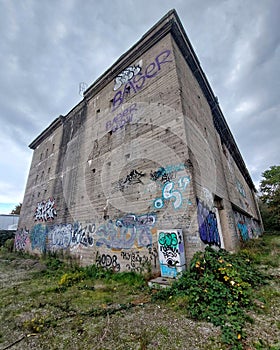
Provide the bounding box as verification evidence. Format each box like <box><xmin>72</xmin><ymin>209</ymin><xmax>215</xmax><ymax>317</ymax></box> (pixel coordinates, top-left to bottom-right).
<box><xmin>153</xmin><ymin>176</ymin><xmax>191</xmax><ymax>210</ymax></box>
<box><xmin>237</xmin><ymin>222</ymin><xmax>249</xmax><ymax>241</ymax></box>
<box><xmin>30</xmin><ymin>224</ymin><xmax>48</xmax><ymax>252</ymax></box>
<box><xmin>158</xmin><ymin>231</ymin><xmax>178</xmax><ymax>250</ymax></box>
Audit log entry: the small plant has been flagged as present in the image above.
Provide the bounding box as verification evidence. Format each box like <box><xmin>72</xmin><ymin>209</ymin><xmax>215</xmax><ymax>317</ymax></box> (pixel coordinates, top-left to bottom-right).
<box><xmin>23</xmin><ymin>316</ymin><xmax>51</xmax><ymax>333</ymax></box>
<box><xmin>58</xmin><ymin>271</ymin><xmax>86</xmax><ymax>288</ymax></box>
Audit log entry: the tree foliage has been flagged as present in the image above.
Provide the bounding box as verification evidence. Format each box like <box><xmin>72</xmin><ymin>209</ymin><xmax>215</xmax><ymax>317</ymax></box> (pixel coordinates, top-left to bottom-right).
<box><xmin>259</xmin><ymin>165</ymin><xmax>280</xmax><ymax>231</ymax></box>
<box><xmin>10</xmin><ymin>203</ymin><xmax>22</xmax><ymax>215</ymax></box>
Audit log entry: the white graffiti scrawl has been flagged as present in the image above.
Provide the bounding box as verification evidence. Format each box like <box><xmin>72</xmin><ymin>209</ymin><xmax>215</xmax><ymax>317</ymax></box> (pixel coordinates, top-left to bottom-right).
<box><xmin>34</xmin><ymin>198</ymin><xmax>57</xmax><ymax>222</ymax></box>
<box><xmin>113</xmin><ymin>62</ymin><xmax>142</xmax><ymax>91</ymax></box>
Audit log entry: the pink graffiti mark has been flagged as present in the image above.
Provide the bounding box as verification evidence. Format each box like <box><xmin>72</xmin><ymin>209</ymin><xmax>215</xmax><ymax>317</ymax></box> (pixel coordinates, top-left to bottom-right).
<box><xmin>14</xmin><ymin>228</ymin><xmax>29</xmax><ymax>251</ymax></box>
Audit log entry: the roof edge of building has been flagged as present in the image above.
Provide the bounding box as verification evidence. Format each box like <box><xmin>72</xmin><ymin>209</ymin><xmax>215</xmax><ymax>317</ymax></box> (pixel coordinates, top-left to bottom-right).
<box><xmin>83</xmin><ymin>9</ymin><xmax>177</xmax><ymax>99</ymax></box>
<box><xmin>29</xmin><ymin>116</ymin><xmax>64</xmax><ymax>150</ymax></box>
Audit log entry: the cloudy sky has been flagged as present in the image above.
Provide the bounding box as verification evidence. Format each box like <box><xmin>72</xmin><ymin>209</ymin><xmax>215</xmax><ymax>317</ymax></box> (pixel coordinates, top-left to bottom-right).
<box><xmin>0</xmin><ymin>0</ymin><xmax>279</xmax><ymax>214</ymax></box>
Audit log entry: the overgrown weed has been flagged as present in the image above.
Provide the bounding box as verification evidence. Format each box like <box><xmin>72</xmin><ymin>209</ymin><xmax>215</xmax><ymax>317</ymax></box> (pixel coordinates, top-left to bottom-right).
<box><xmin>153</xmin><ymin>239</ymin><xmax>272</xmax><ymax>349</ymax></box>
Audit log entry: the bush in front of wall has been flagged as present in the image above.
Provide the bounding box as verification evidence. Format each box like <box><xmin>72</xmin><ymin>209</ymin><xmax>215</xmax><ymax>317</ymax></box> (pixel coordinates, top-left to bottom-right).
<box><xmin>153</xmin><ymin>246</ymin><xmax>268</xmax><ymax>349</ymax></box>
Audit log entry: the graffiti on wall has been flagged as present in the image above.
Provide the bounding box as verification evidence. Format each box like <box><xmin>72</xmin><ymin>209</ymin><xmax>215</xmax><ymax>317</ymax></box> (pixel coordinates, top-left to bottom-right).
<box><xmin>114</xmin><ymin>63</ymin><xmax>142</xmax><ymax>91</ymax></box>
<box><xmin>236</xmin><ymin>179</ymin><xmax>246</xmax><ymax>197</ymax></box>
<box><xmin>30</xmin><ymin>224</ymin><xmax>48</xmax><ymax>252</ymax></box>
<box><xmin>150</xmin><ymin>162</ymin><xmax>190</xmax><ymax>183</ymax></box>
<box><xmin>234</xmin><ymin>211</ymin><xmax>261</xmax><ymax>241</ymax></box>
<box><xmin>120</xmin><ymin>245</ymin><xmax>158</xmax><ymax>272</ymax></box>
<box><xmin>157</xmin><ymin>229</ymin><xmax>185</xmax><ymax>278</ymax></box>
<box><xmin>14</xmin><ymin>228</ymin><xmax>29</xmax><ymax>251</ymax></box>
<box><xmin>95</xmin><ymin>251</ymin><xmax>120</xmax><ymax>272</ymax></box>
<box><xmin>196</xmin><ymin>198</ymin><xmax>221</xmax><ymax>247</ymax></box>
<box><xmin>150</xmin><ymin>167</ymin><xmax>175</xmax><ymax>183</ymax></box>
<box><xmin>112</xmin><ymin>49</ymin><xmax>173</xmax><ymax>111</ymax></box>
<box><xmin>112</xmin><ymin>169</ymin><xmax>145</xmax><ymax>193</ymax></box>
<box><xmin>34</xmin><ymin>198</ymin><xmax>57</xmax><ymax>222</ymax></box>
<box><xmin>153</xmin><ymin>176</ymin><xmax>191</xmax><ymax>210</ymax></box>
<box><xmin>48</xmin><ymin>224</ymin><xmax>72</xmax><ymax>249</ymax></box>
<box><xmin>106</xmin><ymin>103</ymin><xmax>137</xmax><ymax>133</ymax></box>
<box><xmin>47</xmin><ymin>222</ymin><xmax>95</xmax><ymax>251</ymax></box>
<box><xmin>95</xmin><ymin>213</ymin><xmax>156</xmax><ymax>249</ymax></box>
<box><xmin>71</xmin><ymin>222</ymin><xmax>95</xmax><ymax>248</ymax></box>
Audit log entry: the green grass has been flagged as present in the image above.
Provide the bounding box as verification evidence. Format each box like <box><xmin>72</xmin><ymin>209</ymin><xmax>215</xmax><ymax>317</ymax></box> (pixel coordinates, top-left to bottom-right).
<box><xmin>0</xmin><ymin>232</ymin><xmax>279</xmax><ymax>349</ymax></box>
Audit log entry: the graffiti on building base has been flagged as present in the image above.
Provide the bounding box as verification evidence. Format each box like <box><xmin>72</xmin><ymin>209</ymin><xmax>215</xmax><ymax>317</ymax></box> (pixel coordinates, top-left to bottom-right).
<box><xmin>96</xmin><ymin>213</ymin><xmax>156</xmax><ymax>249</ymax></box>
<box><xmin>158</xmin><ymin>229</ymin><xmax>185</xmax><ymax>278</ymax></box>
<box><xmin>34</xmin><ymin>198</ymin><xmax>57</xmax><ymax>222</ymax></box>
<box><xmin>71</xmin><ymin>222</ymin><xmax>95</xmax><ymax>248</ymax></box>
<box><xmin>197</xmin><ymin>198</ymin><xmax>220</xmax><ymax>247</ymax></box>
<box><xmin>120</xmin><ymin>245</ymin><xmax>158</xmax><ymax>272</ymax></box>
<box><xmin>30</xmin><ymin>224</ymin><xmax>48</xmax><ymax>252</ymax></box>
<box><xmin>14</xmin><ymin>228</ymin><xmax>29</xmax><ymax>251</ymax></box>
<box><xmin>95</xmin><ymin>251</ymin><xmax>120</xmax><ymax>272</ymax></box>
<box><xmin>233</xmin><ymin>211</ymin><xmax>261</xmax><ymax>241</ymax></box>
<box><xmin>48</xmin><ymin>224</ymin><xmax>72</xmax><ymax>250</ymax></box>
<box><xmin>48</xmin><ymin>222</ymin><xmax>95</xmax><ymax>250</ymax></box>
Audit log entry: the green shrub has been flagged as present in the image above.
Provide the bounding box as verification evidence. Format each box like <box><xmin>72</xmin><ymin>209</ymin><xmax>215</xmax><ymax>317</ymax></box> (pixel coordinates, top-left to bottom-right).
<box><xmin>153</xmin><ymin>246</ymin><xmax>268</xmax><ymax>349</ymax></box>
<box><xmin>4</xmin><ymin>238</ymin><xmax>14</xmax><ymax>252</ymax></box>
<box><xmin>0</xmin><ymin>230</ymin><xmax>15</xmax><ymax>247</ymax></box>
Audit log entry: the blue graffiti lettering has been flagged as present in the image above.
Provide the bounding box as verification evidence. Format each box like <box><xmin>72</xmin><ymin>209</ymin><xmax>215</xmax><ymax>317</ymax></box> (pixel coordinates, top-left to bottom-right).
<box><xmin>196</xmin><ymin>199</ymin><xmax>220</xmax><ymax>247</ymax></box>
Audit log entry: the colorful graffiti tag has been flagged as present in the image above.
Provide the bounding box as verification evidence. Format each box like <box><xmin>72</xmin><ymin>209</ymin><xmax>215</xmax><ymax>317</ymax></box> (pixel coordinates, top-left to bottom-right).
<box><xmin>14</xmin><ymin>228</ymin><xmax>29</xmax><ymax>251</ymax></box>
<box><xmin>30</xmin><ymin>224</ymin><xmax>48</xmax><ymax>252</ymax></box>
<box><xmin>95</xmin><ymin>213</ymin><xmax>156</xmax><ymax>249</ymax></box>
<box><xmin>150</xmin><ymin>162</ymin><xmax>189</xmax><ymax>183</ymax></box>
<box><xmin>34</xmin><ymin>198</ymin><xmax>57</xmax><ymax>222</ymax></box>
<box><xmin>47</xmin><ymin>222</ymin><xmax>95</xmax><ymax>250</ymax></box>
<box><xmin>48</xmin><ymin>224</ymin><xmax>72</xmax><ymax>250</ymax></box>
<box><xmin>153</xmin><ymin>176</ymin><xmax>191</xmax><ymax>210</ymax></box>
<box><xmin>233</xmin><ymin>211</ymin><xmax>261</xmax><ymax>241</ymax></box>
<box><xmin>196</xmin><ymin>198</ymin><xmax>221</xmax><ymax>247</ymax></box>
<box><xmin>236</xmin><ymin>179</ymin><xmax>246</xmax><ymax>197</ymax></box>
<box><xmin>157</xmin><ymin>229</ymin><xmax>185</xmax><ymax>278</ymax></box>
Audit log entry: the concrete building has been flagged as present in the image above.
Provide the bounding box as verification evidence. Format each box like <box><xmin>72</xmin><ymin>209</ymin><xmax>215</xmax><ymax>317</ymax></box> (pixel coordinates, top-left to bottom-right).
<box><xmin>16</xmin><ymin>10</ymin><xmax>262</xmax><ymax>277</ymax></box>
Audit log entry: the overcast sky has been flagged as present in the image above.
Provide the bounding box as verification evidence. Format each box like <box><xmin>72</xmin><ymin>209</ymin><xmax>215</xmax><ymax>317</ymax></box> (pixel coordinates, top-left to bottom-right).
<box><xmin>0</xmin><ymin>0</ymin><xmax>279</xmax><ymax>214</ymax></box>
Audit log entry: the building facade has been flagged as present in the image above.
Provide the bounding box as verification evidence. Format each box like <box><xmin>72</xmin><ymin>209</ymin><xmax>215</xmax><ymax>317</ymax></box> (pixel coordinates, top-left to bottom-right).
<box><xmin>16</xmin><ymin>10</ymin><xmax>262</xmax><ymax>277</ymax></box>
